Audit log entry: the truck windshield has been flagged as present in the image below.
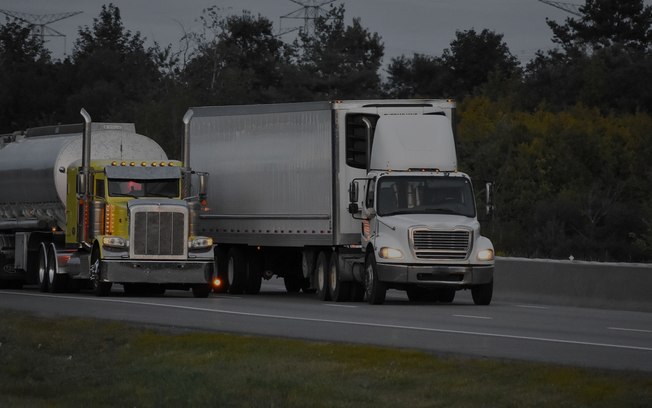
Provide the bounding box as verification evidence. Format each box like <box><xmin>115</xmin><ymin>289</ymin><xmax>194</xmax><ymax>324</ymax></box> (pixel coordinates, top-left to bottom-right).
<box><xmin>377</xmin><ymin>176</ymin><xmax>476</xmax><ymax>218</ymax></box>
<box><xmin>108</xmin><ymin>178</ymin><xmax>180</xmax><ymax>198</ymax></box>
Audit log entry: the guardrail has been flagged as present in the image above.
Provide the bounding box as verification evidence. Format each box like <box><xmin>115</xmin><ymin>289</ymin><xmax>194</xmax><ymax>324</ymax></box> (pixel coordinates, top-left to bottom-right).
<box><xmin>495</xmin><ymin>257</ymin><xmax>652</xmax><ymax>312</ymax></box>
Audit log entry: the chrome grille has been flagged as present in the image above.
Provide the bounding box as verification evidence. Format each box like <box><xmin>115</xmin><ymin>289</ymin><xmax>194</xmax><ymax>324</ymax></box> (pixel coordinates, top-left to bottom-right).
<box><xmin>131</xmin><ymin>206</ymin><xmax>187</xmax><ymax>259</ymax></box>
<box><xmin>411</xmin><ymin>229</ymin><xmax>471</xmax><ymax>260</ymax></box>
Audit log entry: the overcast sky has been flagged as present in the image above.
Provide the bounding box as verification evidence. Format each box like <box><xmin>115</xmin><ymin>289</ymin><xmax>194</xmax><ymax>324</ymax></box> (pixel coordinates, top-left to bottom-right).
<box><xmin>3</xmin><ymin>0</ymin><xmax>585</xmax><ymax>65</ymax></box>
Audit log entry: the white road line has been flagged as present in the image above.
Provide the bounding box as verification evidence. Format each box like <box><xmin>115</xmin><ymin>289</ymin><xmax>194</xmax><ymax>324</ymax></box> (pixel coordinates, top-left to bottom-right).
<box><xmin>4</xmin><ymin>291</ymin><xmax>652</xmax><ymax>353</ymax></box>
<box><xmin>453</xmin><ymin>314</ymin><xmax>492</xmax><ymax>320</ymax></box>
<box><xmin>608</xmin><ymin>327</ymin><xmax>652</xmax><ymax>334</ymax></box>
<box><xmin>324</xmin><ymin>304</ymin><xmax>358</xmax><ymax>308</ymax></box>
<box><xmin>515</xmin><ymin>304</ymin><xmax>550</xmax><ymax>310</ymax></box>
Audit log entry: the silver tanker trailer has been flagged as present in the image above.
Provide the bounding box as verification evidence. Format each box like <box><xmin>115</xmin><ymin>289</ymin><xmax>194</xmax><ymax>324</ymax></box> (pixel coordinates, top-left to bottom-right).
<box><xmin>0</xmin><ymin>110</ymin><xmax>215</xmax><ymax>296</ymax></box>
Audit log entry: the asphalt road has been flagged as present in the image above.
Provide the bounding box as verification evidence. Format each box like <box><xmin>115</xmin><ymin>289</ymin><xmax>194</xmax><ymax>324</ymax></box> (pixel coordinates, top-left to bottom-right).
<box><xmin>1</xmin><ymin>280</ymin><xmax>651</xmax><ymax>372</ymax></box>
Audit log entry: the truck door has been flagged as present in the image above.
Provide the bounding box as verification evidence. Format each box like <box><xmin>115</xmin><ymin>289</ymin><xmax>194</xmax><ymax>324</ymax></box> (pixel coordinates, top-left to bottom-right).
<box><xmin>361</xmin><ymin>178</ymin><xmax>376</xmax><ymax>250</ymax></box>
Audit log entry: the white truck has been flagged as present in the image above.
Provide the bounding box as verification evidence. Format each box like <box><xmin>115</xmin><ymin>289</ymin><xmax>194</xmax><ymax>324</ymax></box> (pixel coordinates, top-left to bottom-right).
<box><xmin>185</xmin><ymin>100</ymin><xmax>494</xmax><ymax>304</ymax></box>
<box><xmin>0</xmin><ymin>110</ymin><xmax>215</xmax><ymax>296</ymax></box>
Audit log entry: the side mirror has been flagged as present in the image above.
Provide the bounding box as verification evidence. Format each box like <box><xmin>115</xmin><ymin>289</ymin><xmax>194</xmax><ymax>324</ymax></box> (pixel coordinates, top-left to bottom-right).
<box><xmin>348</xmin><ymin>202</ymin><xmax>359</xmax><ymax>214</ymax></box>
<box><xmin>348</xmin><ymin>180</ymin><xmax>359</xmax><ymax>203</ymax></box>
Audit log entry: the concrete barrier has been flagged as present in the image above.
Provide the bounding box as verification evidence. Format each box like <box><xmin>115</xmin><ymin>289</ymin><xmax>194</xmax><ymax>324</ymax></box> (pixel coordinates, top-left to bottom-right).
<box><xmin>494</xmin><ymin>257</ymin><xmax>652</xmax><ymax>312</ymax></box>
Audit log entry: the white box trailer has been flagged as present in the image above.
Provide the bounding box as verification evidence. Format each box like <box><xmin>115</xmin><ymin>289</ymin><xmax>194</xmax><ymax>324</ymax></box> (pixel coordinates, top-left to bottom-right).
<box><xmin>186</xmin><ymin>100</ymin><xmax>494</xmax><ymax>304</ymax></box>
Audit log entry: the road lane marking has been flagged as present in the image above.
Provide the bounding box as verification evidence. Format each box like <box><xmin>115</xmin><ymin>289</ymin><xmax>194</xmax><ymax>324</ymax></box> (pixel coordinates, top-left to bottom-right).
<box><xmin>453</xmin><ymin>314</ymin><xmax>492</xmax><ymax>320</ymax></box>
<box><xmin>515</xmin><ymin>305</ymin><xmax>550</xmax><ymax>310</ymax></box>
<box><xmin>324</xmin><ymin>304</ymin><xmax>358</xmax><ymax>308</ymax></box>
<box><xmin>608</xmin><ymin>327</ymin><xmax>652</xmax><ymax>334</ymax></box>
<box><xmin>4</xmin><ymin>291</ymin><xmax>652</xmax><ymax>353</ymax></box>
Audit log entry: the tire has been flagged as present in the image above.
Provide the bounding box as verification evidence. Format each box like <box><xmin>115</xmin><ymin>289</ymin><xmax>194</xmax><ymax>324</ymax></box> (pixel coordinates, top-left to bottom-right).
<box><xmin>434</xmin><ymin>288</ymin><xmax>456</xmax><ymax>303</ymax></box>
<box><xmin>37</xmin><ymin>243</ymin><xmax>48</xmax><ymax>292</ymax></box>
<box><xmin>328</xmin><ymin>251</ymin><xmax>351</xmax><ymax>302</ymax></box>
<box><xmin>192</xmin><ymin>284</ymin><xmax>211</xmax><ymax>298</ymax></box>
<box><xmin>471</xmin><ymin>279</ymin><xmax>493</xmax><ymax>305</ymax></box>
<box><xmin>213</xmin><ymin>246</ymin><xmax>229</xmax><ymax>293</ymax></box>
<box><xmin>90</xmin><ymin>247</ymin><xmax>112</xmax><ymax>297</ymax></box>
<box><xmin>364</xmin><ymin>252</ymin><xmax>386</xmax><ymax>305</ymax></box>
<box><xmin>47</xmin><ymin>244</ymin><xmax>67</xmax><ymax>293</ymax></box>
<box><xmin>245</xmin><ymin>250</ymin><xmax>263</xmax><ymax>294</ymax></box>
<box><xmin>226</xmin><ymin>247</ymin><xmax>247</xmax><ymax>294</ymax></box>
<box><xmin>314</xmin><ymin>251</ymin><xmax>330</xmax><ymax>301</ymax></box>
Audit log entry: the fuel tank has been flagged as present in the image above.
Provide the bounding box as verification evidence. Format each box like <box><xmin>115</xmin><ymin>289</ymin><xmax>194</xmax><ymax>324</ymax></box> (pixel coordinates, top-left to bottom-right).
<box><xmin>0</xmin><ymin>123</ymin><xmax>168</xmax><ymax>230</ymax></box>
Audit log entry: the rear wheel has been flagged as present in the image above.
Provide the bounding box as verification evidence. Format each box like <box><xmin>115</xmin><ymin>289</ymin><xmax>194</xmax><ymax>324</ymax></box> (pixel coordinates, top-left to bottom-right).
<box><xmin>314</xmin><ymin>251</ymin><xmax>330</xmax><ymax>301</ymax></box>
<box><xmin>364</xmin><ymin>253</ymin><xmax>386</xmax><ymax>305</ymax></box>
<box><xmin>37</xmin><ymin>243</ymin><xmax>48</xmax><ymax>292</ymax></box>
<box><xmin>471</xmin><ymin>280</ymin><xmax>493</xmax><ymax>305</ymax></box>
<box><xmin>328</xmin><ymin>251</ymin><xmax>351</xmax><ymax>302</ymax></box>
<box><xmin>47</xmin><ymin>244</ymin><xmax>67</xmax><ymax>293</ymax></box>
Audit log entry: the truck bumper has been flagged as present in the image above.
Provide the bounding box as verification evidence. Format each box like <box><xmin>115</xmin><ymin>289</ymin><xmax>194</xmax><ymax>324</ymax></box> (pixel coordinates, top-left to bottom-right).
<box><xmin>102</xmin><ymin>260</ymin><xmax>213</xmax><ymax>284</ymax></box>
<box><xmin>376</xmin><ymin>263</ymin><xmax>493</xmax><ymax>287</ymax></box>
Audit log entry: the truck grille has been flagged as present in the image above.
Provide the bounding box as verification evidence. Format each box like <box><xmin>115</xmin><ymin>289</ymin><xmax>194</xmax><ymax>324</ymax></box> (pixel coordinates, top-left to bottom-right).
<box><xmin>411</xmin><ymin>229</ymin><xmax>471</xmax><ymax>260</ymax></box>
<box><xmin>131</xmin><ymin>206</ymin><xmax>187</xmax><ymax>259</ymax></box>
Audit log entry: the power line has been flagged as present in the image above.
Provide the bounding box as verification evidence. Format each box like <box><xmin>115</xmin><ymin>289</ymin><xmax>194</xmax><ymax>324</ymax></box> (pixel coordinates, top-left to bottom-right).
<box><xmin>536</xmin><ymin>0</ymin><xmax>583</xmax><ymax>17</ymax></box>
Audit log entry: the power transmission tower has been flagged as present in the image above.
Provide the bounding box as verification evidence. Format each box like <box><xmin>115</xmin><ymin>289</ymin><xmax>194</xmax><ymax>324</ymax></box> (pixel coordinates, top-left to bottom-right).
<box><xmin>279</xmin><ymin>0</ymin><xmax>336</xmax><ymax>37</ymax></box>
<box><xmin>0</xmin><ymin>9</ymin><xmax>82</xmax><ymax>55</ymax></box>
<box><xmin>537</xmin><ymin>0</ymin><xmax>583</xmax><ymax>17</ymax></box>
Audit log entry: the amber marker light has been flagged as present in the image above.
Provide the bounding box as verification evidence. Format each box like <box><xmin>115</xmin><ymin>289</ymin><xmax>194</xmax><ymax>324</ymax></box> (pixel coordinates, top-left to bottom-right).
<box><xmin>212</xmin><ymin>278</ymin><xmax>222</xmax><ymax>288</ymax></box>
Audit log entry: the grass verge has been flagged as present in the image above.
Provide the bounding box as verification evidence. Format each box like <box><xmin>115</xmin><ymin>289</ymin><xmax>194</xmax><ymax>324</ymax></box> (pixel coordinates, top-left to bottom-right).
<box><xmin>1</xmin><ymin>309</ymin><xmax>651</xmax><ymax>407</ymax></box>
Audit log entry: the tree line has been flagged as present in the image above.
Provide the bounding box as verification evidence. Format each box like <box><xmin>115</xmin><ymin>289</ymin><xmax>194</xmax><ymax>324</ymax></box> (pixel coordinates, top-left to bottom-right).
<box><xmin>1</xmin><ymin>1</ymin><xmax>650</xmax><ymax>262</ymax></box>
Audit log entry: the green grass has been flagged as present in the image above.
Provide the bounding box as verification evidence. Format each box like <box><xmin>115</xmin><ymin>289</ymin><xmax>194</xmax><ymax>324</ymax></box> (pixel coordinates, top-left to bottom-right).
<box><xmin>1</xmin><ymin>309</ymin><xmax>651</xmax><ymax>407</ymax></box>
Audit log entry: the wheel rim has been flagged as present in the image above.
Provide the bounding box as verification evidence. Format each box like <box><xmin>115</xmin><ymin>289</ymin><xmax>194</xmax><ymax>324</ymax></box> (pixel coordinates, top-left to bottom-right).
<box><xmin>316</xmin><ymin>262</ymin><xmax>325</xmax><ymax>291</ymax></box>
<box><xmin>329</xmin><ymin>260</ymin><xmax>337</xmax><ymax>292</ymax></box>
<box><xmin>48</xmin><ymin>255</ymin><xmax>56</xmax><ymax>285</ymax></box>
<box><xmin>38</xmin><ymin>248</ymin><xmax>46</xmax><ymax>285</ymax></box>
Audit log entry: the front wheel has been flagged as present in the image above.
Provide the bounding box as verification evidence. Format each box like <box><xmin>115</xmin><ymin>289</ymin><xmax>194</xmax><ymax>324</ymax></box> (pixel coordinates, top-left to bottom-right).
<box><xmin>471</xmin><ymin>280</ymin><xmax>493</xmax><ymax>305</ymax></box>
<box><xmin>364</xmin><ymin>253</ymin><xmax>386</xmax><ymax>305</ymax></box>
<box><xmin>90</xmin><ymin>247</ymin><xmax>111</xmax><ymax>297</ymax></box>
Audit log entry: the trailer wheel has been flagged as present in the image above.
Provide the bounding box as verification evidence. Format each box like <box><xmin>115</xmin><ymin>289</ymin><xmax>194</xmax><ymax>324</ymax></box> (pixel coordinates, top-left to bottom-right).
<box><xmin>315</xmin><ymin>251</ymin><xmax>330</xmax><ymax>301</ymax></box>
<box><xmin>90</xmin><ymin>247</ymin><xmax>111</xmax><ymax>297</ymax></box>
<box><xmin>47</xmin><ymin>243</ymin><xmax>67</xmax><ymax>293</ymax></box>
<box><xmin>328</xmin><ymin>251</ymin><xmax>351</xmax><ymax>302</ymax></box>
<box><xmin>226</xmin><ymin>247</ymin><xmax>247</xmax><ymax>294</ymax></box>
<box><xmin>364</xmin><ymin>253</ymin><xmax>386</xmax><ymax>305</ymax></box>
<box><xmin>37</xmin><ymin>243</ymin><xmax>48</xmax><ymax>292</ymax></box>
<box><xmin>471</xmin><ymin>280</ymin><xmax>493</xmax><ymax>305</ymax></box>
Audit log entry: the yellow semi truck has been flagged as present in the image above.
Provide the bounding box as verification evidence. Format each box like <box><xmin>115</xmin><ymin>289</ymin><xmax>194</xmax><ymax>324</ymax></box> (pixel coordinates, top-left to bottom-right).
<box><xmin>0</xmin><ymin>109</ymin><xmax>215</xmax><ymax>297</ymax></box>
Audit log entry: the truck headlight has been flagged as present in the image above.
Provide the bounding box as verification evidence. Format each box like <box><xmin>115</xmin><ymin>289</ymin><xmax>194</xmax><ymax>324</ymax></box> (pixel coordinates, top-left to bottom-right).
<box><xmin>189</xmin><ymin>236</ymin><xmax>213</xmax><ymax>250</ymax></box>
<box><xmin>477</xmin><ymin>249</ymin><xmax>494</xmax><ymax>261</ymax></box>
<box><xmin>379</xmin><ymin>247</ymin><xmax>403</xmax><ymax>259</ymax></box>
<box><xmin>102</xmin><ymin>236</ymin><xmax>127</xmax><ymax>249</ymax></box>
